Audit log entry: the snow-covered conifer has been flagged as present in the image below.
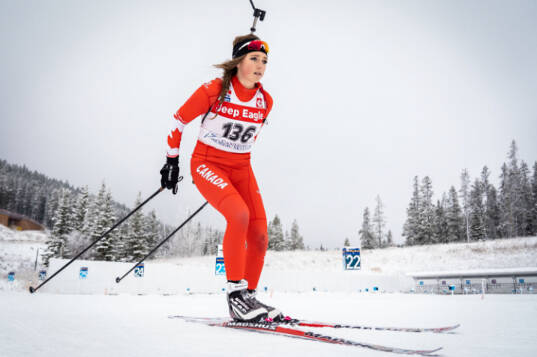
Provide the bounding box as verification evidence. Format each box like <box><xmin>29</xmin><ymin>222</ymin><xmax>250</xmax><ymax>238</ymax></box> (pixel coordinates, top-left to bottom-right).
<box><xmin>446</xmin><ymin>186</ymin><xmax>464</xmax><ymax>242</ymax></box>
<box><xmin>519</xmin><ymin>161</ymin><xmax>533</xmax><ymax>236</ymax></box>
<box><xmin>386</xmin><ymin>230</ymin><xmax>394</xmax><ymax>247</ymax></box>
<box><xmin>459</xmin><ymin>169</ymin><xmax>471</xmax><ymax>242</ymax></box>
<box><xmin>469</xmin><ymin>179</ymin><xmax>485</xmax><ymax>241</ymax></box>
<box><xmin>372</xmin><ymin>195</ymin><xmax>386</xmax><ymax>248</ymax></box>
<box><xmin>288</xmin><ymin>219</ymin><xmax>305</xmax><ymax>250</ymax></box>
<box><xmin>124</xmin><ymin>193</ymin><xmax>147</xmax><ymax>261</ymax></box>
<box><xmin>42</xmin><ymin>189</ymin><xmax>74</xmax><ymax>266</ymax></box>
<box><xmin>416</xmin><ymin>176</ymin><xmax>435</xmax><ymax>245</ymax></box>
<box><xmin>73</xmin><ymin>186</ymin><xmax>89</xmax><ymax>232</ymax></box>
<box><xmin>93</xmin><ymin>185</ymin><xmax>118</xmax><ymax>261</ymax></box>
<box><xmin>268</xmin><ymin>215</ymin><xmax>285</xmax><ymax>251</ymax></box>
<box><xmin>359</xmin><ymin>207</ymin><xmax>375</xmax><ymax>249</ymax></box>
<box><xmin>402</xmin><ymin>176</ymin><xmax>420</xmax><ymax>246</ymax></box>
<box><xmin>433</xmin><ymin>197</ymin><xmax>449</xmax><ymax>244</ymax></box>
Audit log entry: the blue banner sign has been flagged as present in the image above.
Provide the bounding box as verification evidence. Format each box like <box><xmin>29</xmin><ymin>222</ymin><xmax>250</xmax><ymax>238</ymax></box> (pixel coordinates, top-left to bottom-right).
<box><xmin>215</xmin><ymin>257</ymin><xmax>225</xmax><ymax>275</ymax></box>
<box><xmin>8</xmin><ymin>272</ymin><xmax>15</xmax><ymax>282</ymax></box>
<box><xmin>342</xmin><ymin>247</ymin><xmax>361</xmax><ymax>270</ymax></box>
<box><xmin>134</xmin><ymin>263</ymin><xmax>144</xmax><ymax>278</ymax></box>
<box><xmin>79</xmin><ymin>267</ymin><xmax>88</xmax><ymax>279</ymax></box>
<box><xmin>39</xmin><ymin>270</ymin><xmax>46</xmax><ymax>281</ymax></box>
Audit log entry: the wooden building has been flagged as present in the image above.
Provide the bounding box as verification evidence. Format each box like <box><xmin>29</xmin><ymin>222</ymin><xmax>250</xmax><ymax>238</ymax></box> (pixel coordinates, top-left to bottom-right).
<box><xmin>0</xmin><ymin>209</ymin><xmax>45</xmax><ymax>231</ymax></box>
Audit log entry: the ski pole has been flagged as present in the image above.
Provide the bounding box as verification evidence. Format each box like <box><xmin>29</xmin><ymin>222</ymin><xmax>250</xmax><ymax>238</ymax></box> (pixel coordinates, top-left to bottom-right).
<box><xmin>29</xmin><ymin>187</ymin><xmax>164</xmax><ymax>294</ymax></box>
<box><xmin>115</xmin><ymin>201</ymin><xmax>209</xmax><ymax>283</ymax></box>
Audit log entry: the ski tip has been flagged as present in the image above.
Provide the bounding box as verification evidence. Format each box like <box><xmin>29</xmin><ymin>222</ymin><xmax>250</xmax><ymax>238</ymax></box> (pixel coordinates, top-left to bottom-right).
<box><xmin>418</xmin><ymin>347</ymin><xmax>443</xmax><ymax>356</ymax></box>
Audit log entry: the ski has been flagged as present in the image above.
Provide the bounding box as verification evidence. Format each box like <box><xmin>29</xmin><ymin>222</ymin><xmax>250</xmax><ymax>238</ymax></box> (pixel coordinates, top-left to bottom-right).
<box><xmin>169</xmin><ymin>315</ymin><xmax>460</xmax><ymax>334</ymax></box>
<box><xmin>285</xmin><ymin>318</ymin><xmax>460</xmax><ymax>334</ymax></box>
<box><xmin>169</xmin><ymin>316</ymin><xmax>443</xmax><ymax>356</ymax></box>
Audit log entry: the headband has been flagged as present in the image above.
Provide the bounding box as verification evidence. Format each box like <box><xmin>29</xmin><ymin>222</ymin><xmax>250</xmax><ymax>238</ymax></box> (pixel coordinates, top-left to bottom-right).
<box><xmin>232</xmin><ymin>39</ymin><xmax>269</xmax><ymax>59</ymax></box>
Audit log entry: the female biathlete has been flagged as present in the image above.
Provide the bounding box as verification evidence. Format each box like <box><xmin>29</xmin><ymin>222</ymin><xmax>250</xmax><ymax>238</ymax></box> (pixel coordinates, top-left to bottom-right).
<box><xmin>160</xmin><ymin>34</ymin><xmax>283</xmax><ymax>322</ymax></box>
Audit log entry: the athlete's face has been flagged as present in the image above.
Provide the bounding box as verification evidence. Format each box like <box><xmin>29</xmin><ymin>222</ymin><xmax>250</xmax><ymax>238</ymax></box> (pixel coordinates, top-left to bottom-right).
<box><xmin>236</xmin><ymin>51</ymin><xmax>268</xmax><ymax>88</ymax></box>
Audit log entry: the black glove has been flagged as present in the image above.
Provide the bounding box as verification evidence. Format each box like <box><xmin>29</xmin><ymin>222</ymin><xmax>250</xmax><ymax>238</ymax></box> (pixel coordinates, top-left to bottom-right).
<box><xmin>160</xmin><ymin>156</ymin><xmax>182</xmax><ymax>194</ymax></box>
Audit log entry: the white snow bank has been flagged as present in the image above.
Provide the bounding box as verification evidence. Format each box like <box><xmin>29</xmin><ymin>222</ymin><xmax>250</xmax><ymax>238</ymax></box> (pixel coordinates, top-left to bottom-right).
<box><xmin>2</xmin><ymin>291</ymin><xmax>537</xmax><ymax>357</ymax></box>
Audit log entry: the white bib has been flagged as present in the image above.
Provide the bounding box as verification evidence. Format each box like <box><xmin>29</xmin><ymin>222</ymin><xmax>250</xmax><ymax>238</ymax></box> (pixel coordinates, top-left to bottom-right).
<box><xmin>198</xmin><ymin>83</ymin><xmax>267</xmax><ymax>153</ymax></box>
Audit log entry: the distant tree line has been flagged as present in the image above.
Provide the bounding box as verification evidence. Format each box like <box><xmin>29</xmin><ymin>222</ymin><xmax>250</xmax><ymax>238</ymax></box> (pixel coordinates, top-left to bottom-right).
<box><xmin>0</xmin><ymin>159</ymin><xmax>223</xmax><ymax>264</ymax></box>
<box><xmin>402</xmin><ymin>140</ymin><xmax>537</xmax><ymax>246</ymax></box>
<box><xmin>358</xmin><ymin>195</ymin><xmax>394</xmax><ymax>249</ymax></box>
<box><xmin>267</xmin><ymin>215</ymin><xmax>305</xmax><ymax>251</ymax></box>
<box><xmin>1</xmin><ymin>159</ymin><xmax>307</xmax><ymax>263</ymax></box>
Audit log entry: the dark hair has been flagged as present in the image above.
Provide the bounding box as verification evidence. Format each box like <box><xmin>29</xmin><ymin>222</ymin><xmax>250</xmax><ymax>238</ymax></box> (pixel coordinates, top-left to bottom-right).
<box><xmin>213</xmin><ymin>33</ymin><xmax>260</xmax><ymax>104</ymax></box>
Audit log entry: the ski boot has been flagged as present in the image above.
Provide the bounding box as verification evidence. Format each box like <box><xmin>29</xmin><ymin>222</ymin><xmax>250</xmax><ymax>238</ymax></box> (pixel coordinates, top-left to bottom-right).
<box><xmin>227</xmin><ymin>280</ymin><xmax>268</xmax><ymax>322</ymax></box>
<box><xmin>244</xmin><ymin>289</ymin><xmax>287</xmax><ymax>322</ymax></box>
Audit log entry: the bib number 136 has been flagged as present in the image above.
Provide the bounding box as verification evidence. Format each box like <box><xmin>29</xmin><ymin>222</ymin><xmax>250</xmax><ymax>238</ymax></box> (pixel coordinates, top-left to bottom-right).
<box><xmin>222</xmin><ymin>123</ymin><xmax>256</xmax><ymax>143</ymax></box>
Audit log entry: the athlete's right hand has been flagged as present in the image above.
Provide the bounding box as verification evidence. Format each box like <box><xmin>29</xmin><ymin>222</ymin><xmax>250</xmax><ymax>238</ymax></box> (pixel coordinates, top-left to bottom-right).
<box><xmin>160</xmin><ymin>157</ymin><xmax>182</xmax><ymax>194</ymax></box>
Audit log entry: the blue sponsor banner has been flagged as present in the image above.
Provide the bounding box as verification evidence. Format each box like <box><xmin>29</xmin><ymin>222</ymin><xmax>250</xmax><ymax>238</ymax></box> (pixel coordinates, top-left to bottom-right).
<box><xmin>466</xmin><ymin>280</ymin><xmax>471</xmax><ymax>285</ymax></box>
<box><xmin>215</xmin><ymin>257</ymin><xmax>225</xmax><ymax>275</ymax></box>
<box><xmin>419</xmin><ymin>281</ymin><xmax>424</xmax><ymax>286</ymax></box>
<box><xmin>134</xmin><ymin>263</ymin><xmax>144</xmax><ymax>278</ymax></box>
<box><xmin>39</xmin><ymin>270</ymin><xmax>47</xmax><ymax>281</ymax></box>
<box><xmin>8</xmin><ymin>272</ymin><xmax>15</xmax><ymax>282</ymax></box>
<box><xmin>519</xmin><ymin>278</ymin><xmax>525</xmax><ymax>284</ymax></box>
<box><xmin>342</xmin><ymin>248</ymin><xmax>361</xmax><ymax>270</ymax></box>
<box><xmin>79</xmin><ymin>267</ymin><xmax>88</xmax><ymax>279</ymax></box>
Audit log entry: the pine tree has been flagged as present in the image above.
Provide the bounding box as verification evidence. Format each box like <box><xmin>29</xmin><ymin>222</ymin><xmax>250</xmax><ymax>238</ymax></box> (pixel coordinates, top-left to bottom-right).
<box><xmin>499</xmin><ymin>141</ymin><xmax>524</xmax><ymax>238</ymax></box>
<box><xmin>446</xmin><ymin>186</ymin><xmax>464</xmax><ymax>242</ymax></box>
<box><xmin>469</xmin><ymin>179</ymin><xmax>486</xmax><ymax>241</ymax></box>
<box><xmin>42</xmin><ymin>189</ymin><xmax>74</xmax><ymax>266</ymax></box>
<box><xmin>484</xmin><ymin>185</ymin><xmax>501</xmax><ymax>239</ymax></box>
<box><xmin>386</xmin><ymin>230</ymin><xmax>394</xmax><ymax>247</ymax></box>
<box><xmin>499</xmin><ymin>163</ymin><xmax>513</xmax><ymax>237</ymax></box>
<box><xmin>283</xmin><ymin>230</ymin><xmax>291</xmax><ymax>251</ymax></box>
<box><xmin>124</xmin><ymin>193</ymin><xmax>147</xmax><ymax>261</ymax></box>
<box><xmin>43</xmin><ymin>188</ymin><xmax>61</xmax><ymax>229</ymax></box>
<box><xmin>93</xmin><ymin>185</ymin><xmax>117</xmax><ymax>261</ymax></box>
<box><xmin>144</xmin><ymin>210</ymin><xmax>160</xmax><ymax>258</ymax></box>
<box><xmin>519</xmin><ymin>161</ymin><xmax>533</xmax><ymax>236</ymax></box>
<box><xmin>359</xmin><ymin>207</ymin><xmax>375</xmax><ymax>249</ymax></box>
<box><xmin>372</xmin><ymin>195</ymin><xmax>386</xmax><ymax>248</ymax></box>
<box><xmin>459</xmin><ymin>169</ymin><xmax>471</xmax><ymax>243</ymax></box>
<box><xmin>416</xmin><ymin>176</ymin><xmax>435</xmax><ymax>245</ymax></box>
<box><xmin>343</xmin><ymin>237</ymin><xmax>351</xmax><ymax>247</ymax></box>
<box><xmin>403</xmin><ymin>176</ymin><xmax>420</xmax><ymax>246</ymax></box>
<box><xmin>267</xmin><ymin>215</ymin><xmax>285</xmax><ymax>251</ymax></box>
<box><xmin>481</xmin><ymin>166</ymin><xmax>500</xmax><ymax>239</ymax></box>
<box><xmin>288</xmin><ymin>219</ymin><xmax>305</xmax><ymax>250</ymax></box>
<box><xmin>73</xmin><ymin>186</ymin><xmax>89</xmax><ymax>232</ymax></box>
<box><xmin>433</xmin><ymin>197</ymin><xmax>449</xmax><ymax>243</ymax></box>
<box><xmin>531</xmin><ymin>162</ymin><xmax>537</xmax><ymax>236</ymax></box>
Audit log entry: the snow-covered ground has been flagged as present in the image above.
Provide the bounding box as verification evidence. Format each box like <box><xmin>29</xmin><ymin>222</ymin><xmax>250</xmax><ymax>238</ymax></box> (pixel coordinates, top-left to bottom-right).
<box><xmin>2</xmin><ymin>227</ymin><xmax>537</xmax><ymax>356</ymax></box>
<box><xmin>1</xmin><ymin>226</ymin><xmax>537</xmax><ymax>293</ymax></box>
<box><xmin>1</xmin><ymin>291</ymin><xmax>537</xmax><ymax>357</ymax></box>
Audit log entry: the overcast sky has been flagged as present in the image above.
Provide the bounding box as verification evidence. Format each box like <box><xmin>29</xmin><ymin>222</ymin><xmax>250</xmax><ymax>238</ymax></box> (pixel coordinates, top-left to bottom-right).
<box><xmin>1</xmin><ymin>0</ymin><xmax>536</xmax><ymax>248</ymax></box>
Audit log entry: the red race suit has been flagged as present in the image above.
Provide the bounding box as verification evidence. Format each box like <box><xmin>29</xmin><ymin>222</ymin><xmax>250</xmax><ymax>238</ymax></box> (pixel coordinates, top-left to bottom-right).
<box><xmin>166</xmin><ymin>76</ymin><xmax>273</xmax><ymax>289</ymax></box>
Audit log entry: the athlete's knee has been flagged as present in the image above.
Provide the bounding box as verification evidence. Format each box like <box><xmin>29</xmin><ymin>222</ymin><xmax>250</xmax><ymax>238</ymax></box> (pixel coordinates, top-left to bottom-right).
<box><xmin>227</xmin><ymin>204</ymin><xmax>250</xmax><ymax>230</ymax></box>
<box><xmin>248</xmin><ymin>220</ymin><xmax>268</xmax><ymax>252</ymax></box>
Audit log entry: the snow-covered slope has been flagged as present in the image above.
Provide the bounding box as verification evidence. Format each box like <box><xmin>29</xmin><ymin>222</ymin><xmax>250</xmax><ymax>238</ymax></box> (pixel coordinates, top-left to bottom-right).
<box><xmin>1</xmin><ymin>224</ymin><xmax>536</xmax><ymax>294</ymax></box>
<box><xmin>0</xmin><ymin>226</ymin><xmax>47</xmax><ymax>290</ymax></box>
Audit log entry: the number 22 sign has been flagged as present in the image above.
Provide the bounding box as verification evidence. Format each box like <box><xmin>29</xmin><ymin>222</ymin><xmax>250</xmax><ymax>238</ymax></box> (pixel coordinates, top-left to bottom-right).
<box><xmin>343</xmin><ymin>248</ymin><xmax>361</xmax><ymax>270</ymax></box>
